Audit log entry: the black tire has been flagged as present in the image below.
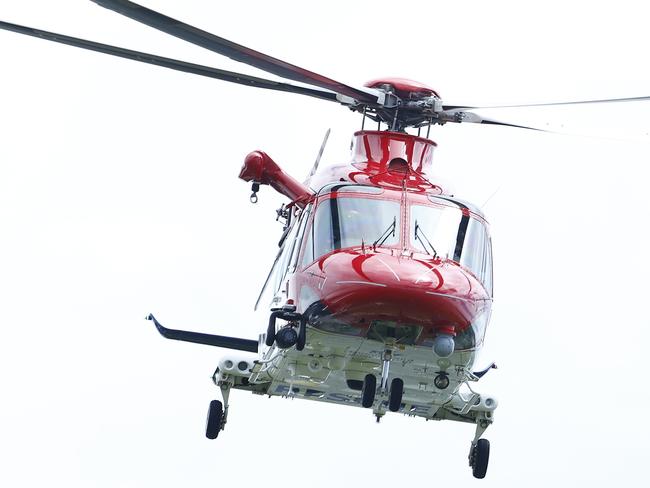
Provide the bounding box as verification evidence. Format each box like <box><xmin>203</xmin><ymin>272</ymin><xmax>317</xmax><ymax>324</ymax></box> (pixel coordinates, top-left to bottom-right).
<box><xmin>205</xmin><ymin>400</ymin><xmax>223</xmax><ymax>440</ymax></box>
<box><xmin>388</xmin><ymin>378</ymin><xmax>404</xmax><ymax>412</ymax></box>
<box><xmin>296</xmin><ymin>320</ymin><xmax>306</xmax><ymax>351</ymax></box>
<box><xmin>361</xmin><ymin>374</ymin><xmax>376</xmax><ymax>408</ymax></box>
<box><xmin>471</xmin><ymin>439</ymin><xmax>490</xmax><ymax>479</ymax></box>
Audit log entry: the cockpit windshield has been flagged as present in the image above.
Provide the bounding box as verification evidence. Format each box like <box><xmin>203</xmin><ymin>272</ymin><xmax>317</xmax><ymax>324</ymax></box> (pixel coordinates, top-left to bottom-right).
<box><xmin>410</xmin><ymin>201</ymin><xmax>492</xmax><ymax>293</ymax></box>
<box><xmin>301</xmin><ymin>191</ymin><xmax>492</xmax><ymax>295</ymax></box>
<box><xmin>309</xmin><ymin>197</ymin><xmax>401</xmax><ymax>259</ymax></box>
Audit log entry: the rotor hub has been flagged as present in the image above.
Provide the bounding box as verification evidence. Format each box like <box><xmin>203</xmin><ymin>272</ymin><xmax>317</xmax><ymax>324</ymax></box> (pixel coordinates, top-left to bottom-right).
<box><xmin>357</xmin><ymin>78</ymin><xmax>445</xmax><ymax>132</ymax></box>
<box><xmin>364</xmin><ymin>77</ymin><xmax>440</xmax><ymax>99</ymax></box>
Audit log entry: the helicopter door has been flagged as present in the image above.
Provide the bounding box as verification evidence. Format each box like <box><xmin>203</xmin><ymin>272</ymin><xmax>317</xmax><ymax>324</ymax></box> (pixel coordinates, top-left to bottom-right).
<box><xmin>257</xmin><ymin>206</ymin><xmax>311</xmax><ymax>309</ymax></box>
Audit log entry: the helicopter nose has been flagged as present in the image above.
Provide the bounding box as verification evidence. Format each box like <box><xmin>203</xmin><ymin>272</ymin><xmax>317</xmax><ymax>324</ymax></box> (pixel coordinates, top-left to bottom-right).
<box><xmin>310</xmin><ymin>250</ymin><xmax>489</xmax><ymax>336</ymax></box>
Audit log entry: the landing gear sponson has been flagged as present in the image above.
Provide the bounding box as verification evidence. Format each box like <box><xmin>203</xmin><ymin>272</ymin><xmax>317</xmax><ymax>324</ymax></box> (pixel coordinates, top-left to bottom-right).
<box><xmin>147</xmin><ymin>314</ymin><xmax>494</xmax><ymax>478</ymax></box>
<box><xmin>147</xmin><ymin>314</ymin><xmax>257</xmax><ymax>440</ymax></box>
<box><xmin>147</xmin><ymin>314</ymin><xmax>258</xmax><ymax>353</ymax></box>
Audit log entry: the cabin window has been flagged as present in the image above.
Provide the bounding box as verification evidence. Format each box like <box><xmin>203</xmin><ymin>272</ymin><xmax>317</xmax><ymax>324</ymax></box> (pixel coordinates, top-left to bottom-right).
<box><xmin>410</xmin><ymin>203</ymin><xmax>492</xmax><ymax>293</ymax></box>
<box><xmin>289</xmin><ymin>205</ymin><xmax>311</xmax><ymax>272</ymax></box>
<box><xmin>309</xmin><ymin>196</ymin><xmax>401</xmax><ymax>260</ymax></box>
<box><xmin>301</xmin><ymin>217</ymin><xmax>314</xmax><ymax>267</ymax></box>
<box><xmin>273</xmin><ymin>210</ymin><xmax>303</xmax><ymax>293</ymax></box>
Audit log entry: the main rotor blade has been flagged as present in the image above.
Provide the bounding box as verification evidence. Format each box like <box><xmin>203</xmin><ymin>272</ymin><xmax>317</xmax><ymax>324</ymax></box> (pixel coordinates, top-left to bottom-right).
<box><xmin>0</xmin><ymin>20</ymin><xmax>338</xmax><ymax>102</ymax></box>
<box><xmin>444</xmin><ymin>95</ymin><xmax>650</xmax><ymax>111</ymax></box>
<box><xmin>440</xmin><ymin>109</ymin><xmax>549</xmax><ymax>132</ymax></box>
<box><xmin>479</xmin><ymin>117</ymin><xmax>546</xmax><ymax>131</ymax></box>
<box><xmin>91</xmin><ymin>0</ymin><xmax>378</xmax><ymax>104</ymax></box>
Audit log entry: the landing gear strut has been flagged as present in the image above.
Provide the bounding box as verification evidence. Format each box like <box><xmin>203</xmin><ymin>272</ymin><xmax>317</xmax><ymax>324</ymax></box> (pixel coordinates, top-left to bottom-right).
<box><xmin>206</xmin><ymin>380</ymin><xmax>231</xmax><ymax>440</ymax></box>
<box><xmin>380</xmin><ymin>349</ymin><xmax>392</xmax><ymax>393</ymax></box>
<box><xmin>363</xmin><ymin>349</ymin><xmax>404</xmax><ymax>415</ymax></box>
<box><xmin>380</xmin><ymin>349</ymin><xmax>403</xmax><ymax>412</ymax></box>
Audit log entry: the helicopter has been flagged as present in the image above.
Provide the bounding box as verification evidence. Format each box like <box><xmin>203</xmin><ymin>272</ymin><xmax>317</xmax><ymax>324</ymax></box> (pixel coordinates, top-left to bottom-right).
<box><xmin>2</xmin><ymin>1</ymin><xmax>649</xmax><ymax>481</ymax></box>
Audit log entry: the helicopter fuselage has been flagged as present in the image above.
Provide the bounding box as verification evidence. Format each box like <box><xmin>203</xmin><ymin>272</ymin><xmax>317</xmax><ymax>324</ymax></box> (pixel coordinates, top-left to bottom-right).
<box><xmin>228</xmin><ymin>129</ymin><xmax>497</xmax><ymax>428</ymax></box>
<box><xmin>8</xmin><ymin>2</ymin><xmax>643</xmax><ymax>479</ymax></box>
<box><xmin>249</xmin><ymin>130</ymin><xmax>493</xmax><ymax>344</ymax></box>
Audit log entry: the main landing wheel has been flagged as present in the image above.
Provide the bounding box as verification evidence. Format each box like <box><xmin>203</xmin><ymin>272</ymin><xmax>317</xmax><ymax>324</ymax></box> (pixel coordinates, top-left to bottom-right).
<box><xmin>361</xmin><ymin>374</ymin><xmax>376</xmax><ymax>408</ymax></box>
<box><xmin>388</xmin><ymin>378</ymin><xmax>404</xmax><ymax>412</ymax></box>
<box><xmin>205</xmin><ymin>399</ymin><xmax>223</xmax><ymax>440</ymax></box>
<box><xmin>470</xmin><ymin>438</ymin><xmax>490</xmax><ymax>479</ymax></box>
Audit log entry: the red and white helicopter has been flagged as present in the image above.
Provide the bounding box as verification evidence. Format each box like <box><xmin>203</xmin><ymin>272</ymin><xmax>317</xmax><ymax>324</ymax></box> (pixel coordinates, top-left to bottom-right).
<box><xmin>3</xmin><ymin>0</ymin><xmax>648</xmax><ymax>480</ymax></box>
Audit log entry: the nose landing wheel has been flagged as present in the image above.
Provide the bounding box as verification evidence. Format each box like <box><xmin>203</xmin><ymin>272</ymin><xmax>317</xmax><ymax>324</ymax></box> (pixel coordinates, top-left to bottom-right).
<box><xmin>361</xmin><ymin>374</ymin><xmax>377</xmax><ymax>408</ymax></box>
<box><xmin>388</xmin><ymin>377</ymin><xmax>403</xmax><ymax>412</ymax></box>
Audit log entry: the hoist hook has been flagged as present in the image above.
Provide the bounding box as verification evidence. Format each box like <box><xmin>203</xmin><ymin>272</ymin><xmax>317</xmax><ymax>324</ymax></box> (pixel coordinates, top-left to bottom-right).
<box><xmin>250</xmin><ymin>182</ymin><xmax>260</xmax><ymax>204</ymax></box>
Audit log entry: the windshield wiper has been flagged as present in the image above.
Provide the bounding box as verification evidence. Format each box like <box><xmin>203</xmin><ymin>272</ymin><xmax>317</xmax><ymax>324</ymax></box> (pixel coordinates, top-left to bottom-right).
<box><xmin>372</xmin><ymin>217</ymin><xmax>397</xmax><ymax>248</ymax></box>
<box><xmin>414</xmin><ymin>220</ymin><xmax>438</xmax><ymax>258</ymax></box>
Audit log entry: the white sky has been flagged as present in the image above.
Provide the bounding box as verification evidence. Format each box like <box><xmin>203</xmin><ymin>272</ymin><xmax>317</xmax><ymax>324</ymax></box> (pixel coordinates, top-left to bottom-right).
<box><xmin>1</xmin><ymin>1</ymin><xmax>649</xmax><ymax>486</ymax></box>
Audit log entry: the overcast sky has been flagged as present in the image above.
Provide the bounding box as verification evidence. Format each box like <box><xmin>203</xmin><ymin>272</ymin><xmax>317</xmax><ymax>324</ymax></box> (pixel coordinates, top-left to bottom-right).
<box><xmin>1</xmin><ymin>1</ymin><xmax>649</xmax><ymax>487</ymax></box>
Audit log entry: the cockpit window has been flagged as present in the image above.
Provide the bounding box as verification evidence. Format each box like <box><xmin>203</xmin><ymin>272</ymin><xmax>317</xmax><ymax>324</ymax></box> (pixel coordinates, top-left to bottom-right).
<box><xmin>410</xmin><ymin>203</ymin><xmax>492</xmax><ymax>293</ymax></box>
<box><xmin>307</xmin><ymin>196</ymin><xmax>401</xmax><ymax>261</ymax></box>
<box><xmin>316</xmin><ymin>183</ymin><xmax>384</xmax><ymax>195</ymax></box>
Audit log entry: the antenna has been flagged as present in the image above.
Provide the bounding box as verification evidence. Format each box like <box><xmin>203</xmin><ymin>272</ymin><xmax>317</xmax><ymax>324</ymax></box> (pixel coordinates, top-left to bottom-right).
<box><xmin>306</xmin><ymin>128</ymin><xmax>331</xmax><ymax>180</ymax></box>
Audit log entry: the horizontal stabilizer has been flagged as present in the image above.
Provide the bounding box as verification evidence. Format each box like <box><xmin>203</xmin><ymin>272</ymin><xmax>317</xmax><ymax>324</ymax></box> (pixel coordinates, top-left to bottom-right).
<box><xmin>147</xmin><ymin>314</ymin><xmax>258</xmax><ymax>353</ymax></box>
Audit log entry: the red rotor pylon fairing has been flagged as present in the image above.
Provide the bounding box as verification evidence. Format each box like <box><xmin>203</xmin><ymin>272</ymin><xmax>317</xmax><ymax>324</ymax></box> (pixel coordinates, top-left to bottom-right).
<box><xmin>3</xmin><ymin>0</ymin><xmax>649</xmax><ymax>480</ymax></box>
